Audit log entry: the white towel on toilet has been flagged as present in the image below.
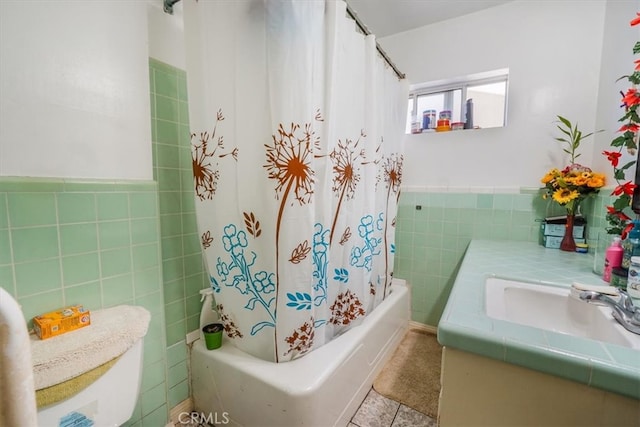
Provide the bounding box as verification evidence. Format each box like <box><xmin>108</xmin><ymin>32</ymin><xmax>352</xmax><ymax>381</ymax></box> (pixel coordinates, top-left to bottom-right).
<box><xmin>30</xmin><ymin>305</ymin><xmax>150</xmax><ymax>390</ymax></box>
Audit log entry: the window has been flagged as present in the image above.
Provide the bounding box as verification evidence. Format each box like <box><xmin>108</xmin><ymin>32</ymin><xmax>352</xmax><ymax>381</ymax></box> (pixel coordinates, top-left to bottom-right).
<box><xmin>406</xmin><ymin>69</ymin><xmax>509</xmax><ymax>134</ymax></box>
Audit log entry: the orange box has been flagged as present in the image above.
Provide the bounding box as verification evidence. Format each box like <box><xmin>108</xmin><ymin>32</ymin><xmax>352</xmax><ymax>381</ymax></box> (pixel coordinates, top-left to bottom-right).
<box><xmin>33</xmin><ymin>305</ymin><xmax>91</xmax><ymax>339</ymax></box>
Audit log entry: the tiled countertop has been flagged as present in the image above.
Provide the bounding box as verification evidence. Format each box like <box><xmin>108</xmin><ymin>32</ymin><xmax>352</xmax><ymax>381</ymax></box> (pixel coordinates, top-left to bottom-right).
<box><xmin>437</xmin><ymin>240</ymin><xmax>640</xmax><ymax>399</ymax></box>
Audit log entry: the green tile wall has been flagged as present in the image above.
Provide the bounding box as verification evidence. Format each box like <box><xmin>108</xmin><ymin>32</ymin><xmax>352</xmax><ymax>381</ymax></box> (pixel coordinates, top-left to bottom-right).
<box><xmin>0</xmin><ymin>178</ymin><xmax>169</xmax><ymax>426</ymax></box>
<box><xmin>393</xmin><ymin>189</ymin><xmax>615</xmax><ymax>326</ymax></box>
<box><xmin>149</xmin><ymin>57</ymin><xmax>209</xmax><ymax>410</ymax></box>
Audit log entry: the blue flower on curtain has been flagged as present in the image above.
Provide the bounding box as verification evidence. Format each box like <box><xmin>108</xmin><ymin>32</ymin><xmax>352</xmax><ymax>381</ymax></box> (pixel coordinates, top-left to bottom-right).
<box><xmin>215</xmin><ymin>258</ymin><xmax>230</xmax><ymax>281</ymax></box>
<box><xmin>350</xmin><ymin>214</ymin><xmax>382</xmax><ymax>271</ymax></box>
<box><xmin>213</xmin><ymin>223</ymin><xmax>277</xmax><ymax>336</ymax></box>
<box><xmin>254</xmin><ymin>271</ymin><xmax>276</xmax><ymax>293</ymax></box>
<box><xmin>312</xmin><ymin>223</ymin><xmax>330</xmax><ymax>306</ymax></box>
<box><xmin>222</xmin><ymin>225</ymin><xmax>248</xmax><ymax>256</ymax></box>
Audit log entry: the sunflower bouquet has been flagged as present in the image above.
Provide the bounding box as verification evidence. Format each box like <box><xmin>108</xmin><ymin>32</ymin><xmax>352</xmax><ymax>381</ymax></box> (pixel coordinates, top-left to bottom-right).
<box><xmin>540</xmin><ymin>116</ymin><xmax>605</xmax><ymax>215</ymax></box>
<box><xmin>541</xmin><ymin>164</ymin><xmax>605</xmax><ymax>214</ymax></box>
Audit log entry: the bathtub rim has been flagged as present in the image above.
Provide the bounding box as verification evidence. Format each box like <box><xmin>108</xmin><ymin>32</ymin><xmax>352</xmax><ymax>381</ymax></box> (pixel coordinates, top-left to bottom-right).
<box><xmin>191</xmin><ymin>278</ymin><xmax>409</xmax><ymax>395</ymax></box>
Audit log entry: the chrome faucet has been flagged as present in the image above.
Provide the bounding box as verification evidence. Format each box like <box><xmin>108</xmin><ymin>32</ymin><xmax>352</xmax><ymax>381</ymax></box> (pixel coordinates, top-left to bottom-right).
<box><xmin>579</xmin><ymin>289</ymin><xmax>640</xmax><ymax>335</ymax></box>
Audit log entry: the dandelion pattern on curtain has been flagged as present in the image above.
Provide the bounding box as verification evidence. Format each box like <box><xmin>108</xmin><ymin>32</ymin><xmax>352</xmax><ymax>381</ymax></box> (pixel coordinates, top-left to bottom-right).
<box><xmin>185</xmin><ymin>0</ymin><xmax>408</xmax><ymax>362</ymax></box>
<box><xmin>192</xmin><ymin>110</ymin><xmax>403</xmax><ymax>358</ymax></box>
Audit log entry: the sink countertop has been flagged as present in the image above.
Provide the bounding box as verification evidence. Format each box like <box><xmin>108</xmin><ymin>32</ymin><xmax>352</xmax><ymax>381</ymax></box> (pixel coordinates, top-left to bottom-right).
<box><xmin>437</xmin><ymin>240</ymin><xmax>640</xmax><ymax>400</ymax></box>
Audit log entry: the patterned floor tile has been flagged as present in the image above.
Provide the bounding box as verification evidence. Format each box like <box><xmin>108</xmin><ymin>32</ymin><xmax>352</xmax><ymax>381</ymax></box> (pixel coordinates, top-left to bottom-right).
<box><xmin>391</xmin><ymin>404</ymin><xmax>438</xmax><ymax>427</ymax></box>
<box><xmin>351</xmin><ymin>388</ymin><xmax>400</xmax><ymax>427</ymax></box>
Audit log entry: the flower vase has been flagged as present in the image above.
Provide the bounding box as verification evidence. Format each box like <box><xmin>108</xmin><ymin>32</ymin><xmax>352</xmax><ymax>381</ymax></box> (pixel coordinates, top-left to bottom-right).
<box><xmin>560</xmin><ymin>213</ymin><xmax>577</xmax><ymax>252</ymax></box>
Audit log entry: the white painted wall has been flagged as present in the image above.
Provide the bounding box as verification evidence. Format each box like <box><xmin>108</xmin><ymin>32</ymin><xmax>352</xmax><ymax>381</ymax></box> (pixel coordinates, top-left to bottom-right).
<box><xmin>379</xmin><ymin>0</ymin><xmax>618</xmax><ymax>191</ymax></box>
<box><xmin>0</xmin><ymin>1</ymin><xmax>152</xmax><ymax>180</ymax></box>
<box><xmin>147</xmin><ymin>0</ymin><xmax>186</xmax><ymax>69</ymax></box>
<box><xmin>1</xmin><ymin>0</ymin><xmax>634</xmax><ymax>189</ymax></box>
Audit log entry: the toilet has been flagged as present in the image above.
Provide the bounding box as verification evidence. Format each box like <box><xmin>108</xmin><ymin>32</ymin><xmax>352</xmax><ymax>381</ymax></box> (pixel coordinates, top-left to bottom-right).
<box><xmin>31</xmin><ymin>305</ymin><xmax>150</xmax><ymax>427</ymax></box>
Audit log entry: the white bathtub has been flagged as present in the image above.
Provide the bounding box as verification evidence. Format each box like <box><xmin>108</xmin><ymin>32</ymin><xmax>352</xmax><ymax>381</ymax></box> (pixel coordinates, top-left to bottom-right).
<box><xmin>190</xmin><ymin>279</ymin><xmax>410</xmax><ymax>427</ymax></box>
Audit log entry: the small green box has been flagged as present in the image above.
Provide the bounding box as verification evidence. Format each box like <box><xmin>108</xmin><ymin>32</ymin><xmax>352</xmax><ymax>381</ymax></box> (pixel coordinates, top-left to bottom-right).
<box><xmin>542</xmin><ymin>235</ymin><xmax>586</xmax><ymax>249</ymax></box>
<box><xmin>541</xmin><ymin>215</ymin><xmax>586</xmax><ymax>239</ymax></box>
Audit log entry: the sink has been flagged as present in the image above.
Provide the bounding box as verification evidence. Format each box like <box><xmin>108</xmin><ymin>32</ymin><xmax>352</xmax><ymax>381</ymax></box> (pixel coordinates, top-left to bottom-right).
<box><xmin>485</xmin><ymin>277</ymin><xmax>640</xmax><ymax>350</ymax></box>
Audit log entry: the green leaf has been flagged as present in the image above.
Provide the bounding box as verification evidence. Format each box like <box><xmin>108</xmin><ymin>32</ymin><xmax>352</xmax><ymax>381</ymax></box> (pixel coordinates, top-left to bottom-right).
<box><xmin>557</xmin><ymin>115</ymin><xmax>572</xmax><ymax>129</ymax></box>
<box><xmin>613</xmin><ymin>194</ymin><xmax>631</xmax><ymax>211</ymax></box>
<box><xmin>619</xmin><ymin>110</ymin><xmax>634</xmax><ymax>122</ymax></box>
<box><xmin>634</xmin><ymin>41</ymin><xmax>640</xmax><ymax>55</ymax></box>
<box><xmin>623</xmin><ymin>133</ymin><xmax>637</xmax><ymax>151</ymax></box>
<box><xmin>614</xmin><ymin>169</ymin><xmax>627</xmax><ymax>180</ymax></box>
<box><xmin>555</xmin><ymin>126</ymin><xmax>571</xmax><ymax>137</ymax></box>
<box><xmin>611</xmin><ymin>135</ymin><xmax>627</xmax><ymax>147</ymax></box>
<box><xmin>619</xmin><ymin>160</ymin><xmax>637</xmax><ymax>172</ymax></box>
<box><xmin>581</xmin><ymin>131</ymin><xmax>595</xmax><ymax>139</ymax></box>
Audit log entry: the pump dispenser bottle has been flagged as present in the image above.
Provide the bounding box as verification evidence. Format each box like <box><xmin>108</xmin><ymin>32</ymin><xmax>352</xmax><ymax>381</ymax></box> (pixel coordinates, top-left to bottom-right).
<box><xmin>199</xmin><ymin>288</ymin><xmax>219</xmax><ymax>331</ymax></box>
<box><xmin>603</xmin><ymin>236</ymin><xmax>624</xmax><ymax>282</ymax></box>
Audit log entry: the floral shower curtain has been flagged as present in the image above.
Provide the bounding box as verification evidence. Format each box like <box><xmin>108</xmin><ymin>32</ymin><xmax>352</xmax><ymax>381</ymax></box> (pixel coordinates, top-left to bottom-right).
<box><xmin>184</xmin><ymin>0</ymin><xmax>408</xmax><ymax>362</ymax></box>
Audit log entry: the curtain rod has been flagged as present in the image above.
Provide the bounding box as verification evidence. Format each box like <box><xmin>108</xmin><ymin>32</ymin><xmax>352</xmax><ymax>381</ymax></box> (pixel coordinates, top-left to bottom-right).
<box><xmin>343</xmin><ymin>2</ymin><xmax>405</xmax><ymax>80</ymax></box>
<box><xmin>164</xmin><ymin>0</ymin><xmax>180</xmax><ymax>14</ymax></box>
<box><xmin>163</xmin><ymin>0</ymin><xmax>405</xmax><ymax>80</ymax></box>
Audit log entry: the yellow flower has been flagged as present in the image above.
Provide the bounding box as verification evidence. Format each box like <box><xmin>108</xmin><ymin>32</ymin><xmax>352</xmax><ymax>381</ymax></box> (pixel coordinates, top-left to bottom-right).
<box><xmin>587</xmin><ymin>173</ymin><xmax>606</xmax><ymax>188</ymax></box>
<box><xmin>552</xmin><ymin>188</ymin><xmax>579</xmax><ymax>204</ymax></box>
<box><xmin>569</xmin><ymin>174</ymin><xmax>589</xmax><ymax>186</ymax></box>
<box><xmin>541</xmin><ymin>169</ymin><xmax>559</xmax><ymax>184</ymax></box>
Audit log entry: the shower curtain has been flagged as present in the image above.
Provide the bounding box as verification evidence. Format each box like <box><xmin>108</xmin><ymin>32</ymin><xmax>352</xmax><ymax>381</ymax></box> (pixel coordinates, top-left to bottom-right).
<box><xmin>184</xmin><ymin>0</ymin><xmax>408</xmax><ymax>362</ymax></box>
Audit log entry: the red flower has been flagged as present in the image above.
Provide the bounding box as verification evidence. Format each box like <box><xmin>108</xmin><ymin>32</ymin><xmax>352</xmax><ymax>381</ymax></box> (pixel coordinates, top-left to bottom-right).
<box><xmin>622</xmin><ymin>222</ymin><xmax>635</xmax><ymax>240</ymax></box>
<box><xmin>619</xmin><ymin>123</ymin><xmax>640</xmax><ymax>133</ymax></box>
<box><xmin>607</xmin><ymin>205</ymin><xmax>632</xmax><ymax>220</ymax></box>
<box><xmin>606</xmin><ymin>206</ymin><xmax>633</xmax><ymax>239</ymax></box>
<box><xmin>603</xmin><ymin>150</ymin><xmax>622</xmax><ymax>167</ymax></box>
<box><xmin>631</xmin><ymin>12</ymin><xmax>640</xmax><ymax>26</ymax></box>
<box><xmin>611</xmin><ymin>181</ymin><xmax>637</xmax><ymax>196</ymax></box>
<box><xmin>621</xmin><ymin>88</ymin><xmax>640</xmax><ymax>108</ymax></box>
<box><xmin>635</xmin><ymin>58</ymin><xmax>640</xmax><ymax>71</ymax></box>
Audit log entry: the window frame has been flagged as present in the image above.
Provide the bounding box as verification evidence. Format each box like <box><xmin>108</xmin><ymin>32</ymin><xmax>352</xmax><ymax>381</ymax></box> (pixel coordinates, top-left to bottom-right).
<box><xmin>407</xmin><ymin>69</ymin><xmax>509</xmax><ymax>131</ymax></box>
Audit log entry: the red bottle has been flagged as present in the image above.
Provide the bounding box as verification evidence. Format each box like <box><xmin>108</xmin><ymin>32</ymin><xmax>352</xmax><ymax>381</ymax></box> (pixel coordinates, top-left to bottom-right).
<box><xmin>603</xmin><ymin>236</ymin><xmax>623</xmax><ymax>282</ymax></box>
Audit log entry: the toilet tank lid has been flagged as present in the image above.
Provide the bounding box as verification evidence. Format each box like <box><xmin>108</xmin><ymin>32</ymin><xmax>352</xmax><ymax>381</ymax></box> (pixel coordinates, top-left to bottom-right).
<box><xmin>31</xmin><ymin>305</ymin><xmax>150</xmax><ymax>390</ymax></box>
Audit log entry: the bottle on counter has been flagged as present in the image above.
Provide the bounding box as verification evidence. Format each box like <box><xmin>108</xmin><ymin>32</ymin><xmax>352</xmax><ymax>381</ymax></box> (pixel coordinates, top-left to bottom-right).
<box><xmin>603</xmin><ymin>236</ymin><xmax>624</xmax><ymax>283</ymax></box>
<box><xmin>626</xmin><ymin>256</ymin><xmax>640</xmax><ymax>298</ymax></box>
<box><xmin>622</xmin><ymin>220</ymin><xmax>640</xmax><ymax>269</ymax></box>
<box><xmin>610</xmin><ymin>267</ymin><xmax>628</xmax><ymax>289</ymax></box>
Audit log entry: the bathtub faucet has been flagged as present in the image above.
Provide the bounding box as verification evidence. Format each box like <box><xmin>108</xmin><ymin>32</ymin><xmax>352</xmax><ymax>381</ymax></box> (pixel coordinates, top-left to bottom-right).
<box><xmin>579</xmin><ymin>289</ymin><xmax>640</xmax><ymax>335</ymax></box>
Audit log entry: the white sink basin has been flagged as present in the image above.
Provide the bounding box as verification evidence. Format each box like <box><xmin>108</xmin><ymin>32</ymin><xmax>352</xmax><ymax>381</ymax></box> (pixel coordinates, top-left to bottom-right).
<box><xmin>485</xmin><ymin>277</ymin><xmax>640</xmax><ymax>350</ymax></box>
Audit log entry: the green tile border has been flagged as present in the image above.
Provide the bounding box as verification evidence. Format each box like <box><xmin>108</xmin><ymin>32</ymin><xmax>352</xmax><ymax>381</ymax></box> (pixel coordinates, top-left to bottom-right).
<box><xmin>0</xmin><ymin>177</ymin><xmax>156</xmax><ymax>193</ymax></box>
<box><xmin>149</xmin><ymin>57</ymin><xmax>180</xmax><ymax>76</ymax></box>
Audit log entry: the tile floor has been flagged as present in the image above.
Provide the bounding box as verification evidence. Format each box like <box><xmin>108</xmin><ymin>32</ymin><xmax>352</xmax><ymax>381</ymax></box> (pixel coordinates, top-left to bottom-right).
<box><xmin>177</xmin><ymin>388</ymin><xmax>437</xmax><ymax>427</ymax></box>
<box><xmin>349</xmin><ymin>387</ymin><xmax>438</xmax><ymax>427</ymax></box>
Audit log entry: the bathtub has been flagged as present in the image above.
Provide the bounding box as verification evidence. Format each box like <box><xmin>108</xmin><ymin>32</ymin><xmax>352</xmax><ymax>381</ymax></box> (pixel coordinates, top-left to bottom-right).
<box><xmin>190</xmin><ymin>278</ymin><xmax>410</xmax><ymax>427</ymax></box>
